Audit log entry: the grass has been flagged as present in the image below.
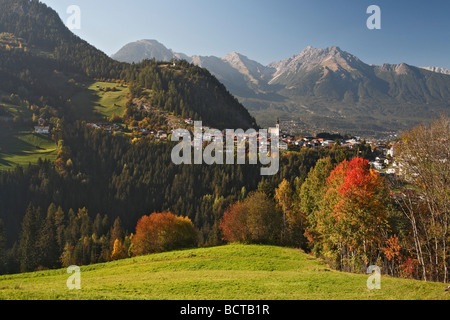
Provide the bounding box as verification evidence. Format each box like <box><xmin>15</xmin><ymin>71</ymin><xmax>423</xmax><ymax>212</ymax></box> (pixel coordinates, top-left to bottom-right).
<box><xmin>0</xmin><ymin>126</ymin><xmax>57</xmax><ymax>171</ymax></box>
<box><xmin>0</xmin><ymin>244</ymin><xmax>448</xmax><ymax>300</ymax></box>
<box><xmin>0</xmin><ymin>81</ymin><xmax>129</xmax><ymax>171</ymax></box>
<box><xmin>70</xmin><ymin>81</ymin><xmax>130</xmax><ymax>120</ymax></box>
<box><xmin>1</xmin><ymin>102</ymin><xmax>33</xmax><ymax>118</ymax></box>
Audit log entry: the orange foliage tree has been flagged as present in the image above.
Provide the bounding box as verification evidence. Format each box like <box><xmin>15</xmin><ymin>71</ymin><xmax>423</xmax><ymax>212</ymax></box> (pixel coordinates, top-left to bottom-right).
<box><xmin>131</xmin><ymin>212</ymin><xmax>198</xmax><ymax>256</ymax></box>
<box><xmin>219</xmin><ymin>201</ymin><xmax>250</xmax><ymax>243</ymax></box>
<box><xmin>312</xmin><ymin>157</ymin><xmax>389</xmax><ymax>271</ymax></box>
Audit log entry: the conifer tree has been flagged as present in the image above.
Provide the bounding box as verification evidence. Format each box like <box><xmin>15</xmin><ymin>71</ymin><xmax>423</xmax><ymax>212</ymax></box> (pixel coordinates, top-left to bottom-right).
<box><xmin>38</xmin><ymin>203</ymin><xmax>59</xmax><ymax>269</ymax></box>
<box><xmin>18</xmin><ymin>204</ymin><xmax>44</xmax><ymax>272</ymax></box>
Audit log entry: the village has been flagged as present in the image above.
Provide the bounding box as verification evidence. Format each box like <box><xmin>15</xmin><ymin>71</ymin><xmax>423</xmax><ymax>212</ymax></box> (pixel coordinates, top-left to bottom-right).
<box><xmin>81</xmin><ymin>116</ymin><xmax>404</xmax><ymax>178</ymax></box>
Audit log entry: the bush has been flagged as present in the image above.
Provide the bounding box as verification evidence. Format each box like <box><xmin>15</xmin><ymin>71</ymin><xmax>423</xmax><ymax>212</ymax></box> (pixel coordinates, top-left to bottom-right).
<box><xmin>131</xmin><ymin>212</ymin><xmax>198</xmax><ymax>256</ymax></box>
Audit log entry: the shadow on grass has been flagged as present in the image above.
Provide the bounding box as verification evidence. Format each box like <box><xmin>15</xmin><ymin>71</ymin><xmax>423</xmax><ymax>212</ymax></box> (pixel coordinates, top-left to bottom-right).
<box><xmin>0</xmin><ymin>156</ymin><xmax>13</xmax><ymax>168</ymax></box>
<box><xmin>69</xmin><ymin>81</ymin><xmax>103</xmax><ymax>121</ymax></box>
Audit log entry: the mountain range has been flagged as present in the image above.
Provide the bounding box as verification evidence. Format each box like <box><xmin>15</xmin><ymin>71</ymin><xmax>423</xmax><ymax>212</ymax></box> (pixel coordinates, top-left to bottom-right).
<box><xmin>113</xmin><ymin>40</ymin><xmax>450</xmax><ymax>136</ymax></box>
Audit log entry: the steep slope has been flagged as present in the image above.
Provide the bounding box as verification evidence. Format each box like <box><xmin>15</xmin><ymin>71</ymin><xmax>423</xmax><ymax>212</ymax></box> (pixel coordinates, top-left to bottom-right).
<box><xmin>268</xmin><ymin>46</ymin><xmax>368</xmax><ymax>83</ymax></box>
<box><xmin>267</xmin><ymin>46</ymin><xmax>384</xmax><ymax>101</ymax></box>
<box><xmin>112</xmin><ymin>41</ymin><xmax>280</xmax><ymax>99</ymax></box>
<box><xmin>191</xmin><ymin>53</ymin><xmax>275</xmax><ymax>98</ymax></box>
<box><xmin>222</xmin><ymin>52</ymin><xmax>274</xmax><ymax>86</ymax></box>
<box><xmin>0</xmin><ymin>0</ymin><xmax>255</xmax><ymax>130</ymax></box>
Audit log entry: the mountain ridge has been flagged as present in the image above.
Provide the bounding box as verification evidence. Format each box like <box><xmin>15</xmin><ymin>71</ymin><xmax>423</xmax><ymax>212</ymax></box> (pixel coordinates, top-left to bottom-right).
<box><xmin>112</xmin><ymin>40</ymin><xmax>450</xmax><ymax>135</ymax></box>
<box><xmin>112</xmin><ymin>40</ymin><xmax>450</xmax><ymax>84</ymax></box>
<box><xmin>420</xmin><ymin>66</ymin><xmax>450</xmax><ymax>75</ymax></box>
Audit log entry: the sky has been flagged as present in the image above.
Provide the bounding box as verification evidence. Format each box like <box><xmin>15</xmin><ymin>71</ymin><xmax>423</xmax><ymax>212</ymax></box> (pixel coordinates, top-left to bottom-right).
<box><xmin>40</xmin><ymin>0</ymin><xmax>450</xmax><ymax>68</ymax></box>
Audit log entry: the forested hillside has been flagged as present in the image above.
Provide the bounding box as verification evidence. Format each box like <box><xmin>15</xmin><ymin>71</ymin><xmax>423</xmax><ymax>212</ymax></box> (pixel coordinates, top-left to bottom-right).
<box><xmin>0</xmin><ymin>119</ymin><xmax>368</xmax><ymax>273</ymax></box>
<box><xmin>0</xmin><ymin>0</ymin><xmax>255</xmax><ymax>128</ymax></box>
<box><xmin>0</xmin><ymin>0</ymin><xmax>258</xmax><ymax>273</ymax></box>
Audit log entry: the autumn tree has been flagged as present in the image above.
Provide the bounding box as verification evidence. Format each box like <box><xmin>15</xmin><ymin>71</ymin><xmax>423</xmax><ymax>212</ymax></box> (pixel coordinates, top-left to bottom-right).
<box><xmin>132</xmin><ymin>212</ymin><xmax>198</xmax><ymax>256</ymax></box>
<box><xmin>219</xmin><ymin>201</ymin><xmax>250</xmax><ymax>243</ymax></box>
<box><xmin>111</xmin><ymin>238</ymin><xmax>127</xmax><ymax>260</ymax></box>
<box><xmin>220</xmin><ymin>191</ymin><xmax>282</xmax><ymax>244</ymax></box>
<box><xmin>303</xmin><ymin>158</ymin><xmax>389</xmax><ymax>272</ymax></box>
<box><xmin>110</xmin><ymin>217</ymin><xmax>124</xmax><ymax>252</ymax></box>
<box><xmin>299</xmin><ymin>157</ymin><xmax>334</xmax><ymax>253</ymax></box>
<box><xmin>275</xmin><ymin>179</ymin><xmax>305</xmax><ymax>247</ymax></box>
<box><xmin>392</xmin><ymin>115</ymin><xmax>450</xmax><ymax>282</ymax></box>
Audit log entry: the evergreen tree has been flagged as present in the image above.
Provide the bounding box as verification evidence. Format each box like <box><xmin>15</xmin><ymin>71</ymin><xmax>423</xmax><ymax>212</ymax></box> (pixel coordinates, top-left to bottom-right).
<box><xmin>18</xmin><ymin>204</ymin><xmax>44</xmax><ymax>272</ymax></box>
<box><xmin>6</xmin><ymin>243</ymin><xmax>20</xmax><ymax>274</ymax></box>
<box><xmin>54</xmin><ymin>205</ymin><xmax>66</xmax><ymax>257</ymax></box>
<box><xmin>37</xmin><ymin>203</ymin><xmax>59</xmax><ymax>269</ymax></box>
<box><xmin>110</xmin><ymin>217</ymin><xmax>124</xmax><ymax>251</ymax></box>
<box><xmin>60</xmin><ymin>243</ymin><xmax>72</xmax><ymax>268</ymax></box>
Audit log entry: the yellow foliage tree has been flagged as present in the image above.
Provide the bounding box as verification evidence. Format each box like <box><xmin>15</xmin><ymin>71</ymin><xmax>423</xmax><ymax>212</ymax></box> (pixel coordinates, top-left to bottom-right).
<box><xmin>111</xmin><ymin>238</ymin><xmax>125</xmax><ymax>261</ymax></box>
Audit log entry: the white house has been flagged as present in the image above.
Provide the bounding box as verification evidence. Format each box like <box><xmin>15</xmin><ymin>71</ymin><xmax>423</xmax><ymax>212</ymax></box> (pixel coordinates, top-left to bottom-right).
<box><xmin>386</xmin><ymin>168</ymin><xmax>396</xmax><ymax>175</ymax></box>
<box><xmin>34</xmin><ymin>126</ymin><xmax>50</xmax><ymax>134</ymax></box>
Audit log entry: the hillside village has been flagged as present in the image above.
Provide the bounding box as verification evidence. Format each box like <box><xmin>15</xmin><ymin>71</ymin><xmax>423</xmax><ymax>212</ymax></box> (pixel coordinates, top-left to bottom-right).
<box><xmin>83</xmin><ymin>113</ymin><xmax>403</xmax><ymax>178</ymax></box>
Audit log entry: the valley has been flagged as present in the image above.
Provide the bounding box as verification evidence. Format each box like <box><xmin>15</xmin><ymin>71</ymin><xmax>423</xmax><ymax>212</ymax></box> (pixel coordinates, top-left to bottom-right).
<box><xmin>0</xmin><ymin>0</ymin><xmax>449</xmax><ymax>303</ymax></box>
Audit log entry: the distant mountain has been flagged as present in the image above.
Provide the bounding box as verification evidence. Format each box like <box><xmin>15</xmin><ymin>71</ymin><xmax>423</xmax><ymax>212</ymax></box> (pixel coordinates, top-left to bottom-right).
<box><xmin>112</xmin><ymin>39</ymin><xmax>190</xmax><ymax>63</ymax></box>
<box><xmin>420</xmin><ymin>66</ymin><xmax>450</xmax><ymax>75</ymax></box>
<box><xmin>113</xmin><ymin>41</ymin><xmax>450</xmax><ymax>135</ymax></box>
<box><xmin>190</xmin><ymin>52</ymin><xmax>275</xmax><ymax>98</ymax></box>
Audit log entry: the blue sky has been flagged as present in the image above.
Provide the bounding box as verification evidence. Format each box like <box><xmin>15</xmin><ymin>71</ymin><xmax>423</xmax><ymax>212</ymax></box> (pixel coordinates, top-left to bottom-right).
<box><xmin>40</xmin><ymin>0</ymin><xmax>450</xmax><ymax>68</ymax></box>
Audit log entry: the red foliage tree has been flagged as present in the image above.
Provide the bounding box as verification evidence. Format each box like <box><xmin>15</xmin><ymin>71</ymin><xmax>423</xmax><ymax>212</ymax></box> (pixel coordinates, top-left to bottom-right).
<box><xmin>219</xmin><ymin>202</ymin><xmax>250</xmax><ymax>243</ymax></box>
<box><xmin>312</xmin><ymin>157</ymin><xmax>389</xmax><ymax>270</ymax></box>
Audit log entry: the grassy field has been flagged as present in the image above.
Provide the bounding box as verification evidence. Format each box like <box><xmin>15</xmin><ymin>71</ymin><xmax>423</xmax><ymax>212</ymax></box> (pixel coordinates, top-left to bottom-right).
<box><xmin>0</xmin><ymin>244</ymin><xmax>448</xmax><ymax>300</ymax></box>
<box><xmin>1</xmin><ymin>102</ymin><xmax>33</xmax><ymax>118</ymax></box>
<box><xmin>0</xmin><ymin>81</ymin><xmax>127</xmax><ymax>171</ymax></box>
<box><xmin>0</xmin><ymin>126</ymin><xmax>58</xmax><ymax>171</ymax></box>
<box><xmin>70</xmin><ymin>81</ymin><xmax>130</xmax><ymax>120</ymax></box>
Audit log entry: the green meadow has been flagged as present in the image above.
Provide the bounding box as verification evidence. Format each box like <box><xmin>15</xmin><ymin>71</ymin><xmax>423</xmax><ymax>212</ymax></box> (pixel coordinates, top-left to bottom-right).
<box><xmin>0</xmin><ymin>81</ymin><xmax>128</xmax><ymax>171</ymax></box>
<box><xmin>0</xmin><ymin>244</ymin><xmax>448</xmax><ymax>300</ymax></box>
<box><xmin>70</xmin><ymin>81</ymin><xmax>129</xmax><ymax>120</ymax></box>
<box><xmin>0</xmin><ymin>126</ymin><xmax>57</xmax><ymax>171</ymax></box>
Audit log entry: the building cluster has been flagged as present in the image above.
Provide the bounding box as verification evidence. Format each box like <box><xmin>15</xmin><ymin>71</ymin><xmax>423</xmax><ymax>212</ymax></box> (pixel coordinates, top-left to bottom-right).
<box><xmin>86</xmin><ymin>122</ymin><xmax>121</xmax><ymax>133</ymax></box>
<box><xmin>85</xmin><ymin>119</ymin><xmax>407</xmax><ymax>174</ymax></box>
<box><xmin>368</xmin><ymin>142</ymin><xmax>403</xmax><ymax>176</ymax></box>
